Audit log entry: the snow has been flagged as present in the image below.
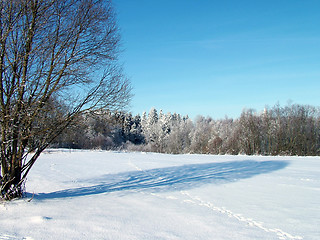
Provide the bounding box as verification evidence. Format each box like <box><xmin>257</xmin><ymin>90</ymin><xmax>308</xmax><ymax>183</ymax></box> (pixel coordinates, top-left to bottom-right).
<box><xmin>1</xmin><ymin>150</ymin><xmax>319</xmax><ymax>240</ymax></box>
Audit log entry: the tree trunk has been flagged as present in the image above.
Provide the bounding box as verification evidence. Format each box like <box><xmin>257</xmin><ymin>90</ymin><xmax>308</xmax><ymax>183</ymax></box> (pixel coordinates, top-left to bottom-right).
<box><xmin>1</xmin><ymin>162</ymin><xmax>23</xmax><ymax>200</ymax></box>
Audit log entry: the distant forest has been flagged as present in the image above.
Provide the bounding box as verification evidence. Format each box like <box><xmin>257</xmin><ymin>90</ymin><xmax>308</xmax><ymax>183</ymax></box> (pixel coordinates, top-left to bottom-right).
<box><xmin>51</xmin><ymin>103</ymin><xmax>320</xmax><ymax>156</ymax></box>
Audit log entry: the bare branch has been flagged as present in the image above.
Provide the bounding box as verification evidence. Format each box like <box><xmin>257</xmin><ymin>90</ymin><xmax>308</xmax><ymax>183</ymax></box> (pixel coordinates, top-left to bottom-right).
<box><xmin>0</xmin><ymin>0</ymin><xmax>131</xmax><ymax>200</ymax></box>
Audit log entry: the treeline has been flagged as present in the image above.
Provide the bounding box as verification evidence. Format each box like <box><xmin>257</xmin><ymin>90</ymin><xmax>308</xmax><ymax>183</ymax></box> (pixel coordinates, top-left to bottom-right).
<box><xmin>51</xmin><ymin>103</ymin><xmax>320</xmax><ymax>156</ymax></box>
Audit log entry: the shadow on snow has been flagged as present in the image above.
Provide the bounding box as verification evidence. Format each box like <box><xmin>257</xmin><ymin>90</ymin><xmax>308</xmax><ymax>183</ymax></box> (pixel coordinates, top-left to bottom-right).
<box><xmin>34</xmin><ymin>160</ymin><xmax>288</xmax><ymax>200</ymax></box>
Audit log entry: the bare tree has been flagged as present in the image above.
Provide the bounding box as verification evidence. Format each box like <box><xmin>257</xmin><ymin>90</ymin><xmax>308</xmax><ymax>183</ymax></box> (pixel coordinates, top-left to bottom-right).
<box><xmin>0</xmin><ymin>0</ymin><xmax>131</xmax><ymax>200</ymax></box>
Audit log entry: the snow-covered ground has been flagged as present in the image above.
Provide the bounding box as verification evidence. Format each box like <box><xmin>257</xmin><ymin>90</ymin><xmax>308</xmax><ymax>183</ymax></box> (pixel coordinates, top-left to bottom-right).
<box><xmin>0</xmin><ymin>150</ymin><xmax>319</xmax><ymax>240</ymax></box>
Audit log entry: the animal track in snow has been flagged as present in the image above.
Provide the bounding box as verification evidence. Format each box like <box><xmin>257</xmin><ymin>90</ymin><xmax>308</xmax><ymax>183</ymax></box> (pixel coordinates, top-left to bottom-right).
<box><xmin>0</xmin><ymin>234</ymin><xmax>34</xmax><ymax>240</ymax></box>
<box><xmin>29</xmin><ymin>216</ymin><xmax>52</xmax><ymax>224</ymax></box>
<box><xmin>0</xmin><ymin>235</ymin><xmax>17</xmax><ymax>240</ymax></box>
<box><xmin>180</xmin><ymin>191</ymin><xmax>303</xmax><ymax>240</ymax></box>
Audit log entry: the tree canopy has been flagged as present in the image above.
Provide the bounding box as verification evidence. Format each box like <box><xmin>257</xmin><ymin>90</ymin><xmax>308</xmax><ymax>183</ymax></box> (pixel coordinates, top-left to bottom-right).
<box><xmin>0</xmin><ymin>0</ymin><xmax>131</xmax><ymax>200</ymax></box>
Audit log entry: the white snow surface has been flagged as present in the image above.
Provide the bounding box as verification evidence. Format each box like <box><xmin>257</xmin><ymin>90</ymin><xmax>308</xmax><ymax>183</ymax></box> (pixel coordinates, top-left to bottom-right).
<box><xmin>0</xmin><ymin>150</ymin><xmax>319</xmax><ymax>240</ymax></box>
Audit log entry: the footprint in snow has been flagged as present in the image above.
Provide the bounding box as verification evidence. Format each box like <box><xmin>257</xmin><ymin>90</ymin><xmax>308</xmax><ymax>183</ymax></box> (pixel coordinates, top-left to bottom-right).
<box><xmin>30</xmin><ymin>216</ymin><xmax>52</xmax><ymax>224</ymax></box>
<box><xmin>0</xmin><ymin>235</ymin><xmax>33</xmax><ymax>240</ymax></box>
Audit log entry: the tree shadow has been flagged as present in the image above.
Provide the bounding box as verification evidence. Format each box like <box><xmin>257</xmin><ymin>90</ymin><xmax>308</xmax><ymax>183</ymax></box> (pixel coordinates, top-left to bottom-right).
<box><xmin>34</xmin><ymin>160</ymin><xmax>289</xmax><ymax>200</ymax></box>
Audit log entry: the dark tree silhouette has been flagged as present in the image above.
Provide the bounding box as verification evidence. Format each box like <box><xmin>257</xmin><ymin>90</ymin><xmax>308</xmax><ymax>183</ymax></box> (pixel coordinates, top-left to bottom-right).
<box><xmin>0</xmin><ymin>0</ymin><xmax>131</xmax><ymax>200</ymax></box>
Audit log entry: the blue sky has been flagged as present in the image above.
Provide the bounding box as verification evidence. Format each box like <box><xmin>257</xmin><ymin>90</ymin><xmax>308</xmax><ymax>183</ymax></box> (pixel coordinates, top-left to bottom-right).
<box><xmin>114</xmin><ymin>0</ymin><xmax>320</xmax><ymax>119</ymax></box>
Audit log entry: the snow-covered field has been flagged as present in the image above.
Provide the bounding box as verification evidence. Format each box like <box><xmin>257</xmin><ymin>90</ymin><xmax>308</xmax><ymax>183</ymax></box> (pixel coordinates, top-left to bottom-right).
<box><xmin>0</xmin><ymin>150</ymin><xmax>319</xmax><ymax>240</ymax></box>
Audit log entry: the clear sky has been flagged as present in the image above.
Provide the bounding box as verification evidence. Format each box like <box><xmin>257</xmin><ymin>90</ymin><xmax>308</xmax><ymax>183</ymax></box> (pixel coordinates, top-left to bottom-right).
<box><xmin>114</xmin><ymin>0</ymin><xmax>320</xmax><ymax>119</ymax></box>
